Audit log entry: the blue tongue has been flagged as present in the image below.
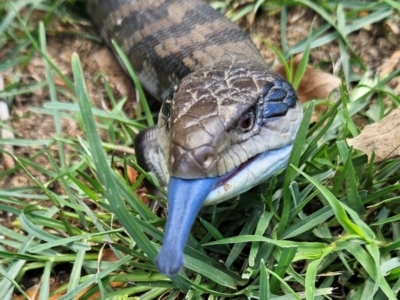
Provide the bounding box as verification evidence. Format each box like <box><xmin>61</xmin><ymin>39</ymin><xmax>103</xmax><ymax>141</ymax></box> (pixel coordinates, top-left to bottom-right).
<box><xmin>155</xmin><ymin>176</ymin><xmax>218</xmax><ymax>276</ymax></box>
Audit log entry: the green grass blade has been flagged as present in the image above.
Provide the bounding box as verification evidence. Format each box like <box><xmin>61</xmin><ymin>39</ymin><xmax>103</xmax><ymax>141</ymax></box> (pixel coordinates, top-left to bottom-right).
<box><xmin>111</xmin><ymin>40</ymin><xmax>154</xmax><ymax>127</ymax></box>
<box><xmin>382</xmin><ymin>0</ymin><xmax>400</xmax><ymax>10</ymax></box>
<box><xmin>225</xmin><ymin>207</ymin><xmax>262</xmax><ymax>268</ymax></box>
<box><xmin>336</xmin><ymin>141</ymin><xmax>365</xmax><ymax>215</ymax></box>
<box><xmin>305</xmin><ymin>247</ymin><xmax>333</xmax><ymax>300</ymax></box>
<box><xmin>292</xmin><ymin>26</ymin><xmax>312</xmax><ymax>90</ymax></box>
<box><xmin>249</xmin><ymin>211</ymin><xmax>273</xmax><ymax>267</ymax></box>
<box><xmin>38</xmin><ymin>261</ymin><xmax>52</xmax><ymax>300</ymax></box>
<box><xmin>204</xmin><ymin>235</ymin><xmax>326</xmax><ymax>254</ymax></box>
<box><xmin>278</xmin><ymin>102</ymin><xmax>314</xmax><ymax>238</ymax></box>
<box><xmin>71</xmin><ymin>53</ymin><xmax>190</xmax><ymax>291</ymax></box>
<box><xmin>269</xmin><ymin>246</ymin><xmax>297</xmax><ymax>294</ymax></box>
<box><xmin>259</xmin><ymin>259</ymin><xmax>269</xmax><ymax>300</ymax></box>
<box><xmin>292</xmin><ymin>166</ymin><xmax>367</xmax><ymax>238</ymax></box>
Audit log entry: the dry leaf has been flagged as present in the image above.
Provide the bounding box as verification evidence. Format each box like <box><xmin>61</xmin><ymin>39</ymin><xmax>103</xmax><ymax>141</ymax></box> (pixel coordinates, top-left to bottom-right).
<box><xmin>114</xmin><ymin>162</ymin><xmax>151</xmax><ymax>206</ymax></box>
<box><xmin>114</xmin><ymin>162</ymin><xmax>139</xmax><ymax>184</ymax></box>
<box><xmin>347</xmin><ymin>108</ymin><xmax>400</xmax><ymax>162</ymax></box>
<box><xmin>378</xmin><ymin>50</ymin><xmax>400</xmax><ymax>95</ymax></box>
<box><xmin>17</xmin><ymin>283</ymin><xmax>40</xmax><ymax>300</ymax></box>
<box><xmin>100</xmin><ymin>247</ymin><xmax>119</xmax><ymax>262</ymax></box>
<box><xmin>273</xmin><ymin>54</ymin><xmax>341</xmax><ymax>103</ymax></box>
<box><xmin>385</xmin><ymin>20</ymin><xmax>400</xmax><ymax>35</ymax></box>
<box><xmin>13</xmin><ymin>280</ymin><xmax>66</xmax><ymax>300</ymax></box>
<box><xmin>378</xmin><ymin>50</ymin><xmax>400</xmax><ymax>77</ymax></box>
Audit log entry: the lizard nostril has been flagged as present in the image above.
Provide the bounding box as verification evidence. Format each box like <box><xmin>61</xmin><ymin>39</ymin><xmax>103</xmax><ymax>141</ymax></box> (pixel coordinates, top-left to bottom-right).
<box><xmin>169</xmin><ymin>145</ymin><xmax>218</xmax><ymax>178</ymax></box>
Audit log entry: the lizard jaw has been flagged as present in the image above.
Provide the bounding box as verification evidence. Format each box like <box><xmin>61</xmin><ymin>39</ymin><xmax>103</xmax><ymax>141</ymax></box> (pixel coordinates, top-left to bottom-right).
<box><xmin>205</xmin><ymin>144</ymin><xmax>293</xmax><ymax>205</ymax></box>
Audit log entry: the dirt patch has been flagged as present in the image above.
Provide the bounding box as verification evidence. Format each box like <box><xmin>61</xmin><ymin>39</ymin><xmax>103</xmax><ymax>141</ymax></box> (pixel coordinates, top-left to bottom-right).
<box><xmin>251</xmin><ymin>6</ymin><xmax>399</xmax><ymax>74</ymax></box>
<box><xmin>0</xmin><ymin>14</ymin><xmax>137</xmax><ymax>194</ymax></box>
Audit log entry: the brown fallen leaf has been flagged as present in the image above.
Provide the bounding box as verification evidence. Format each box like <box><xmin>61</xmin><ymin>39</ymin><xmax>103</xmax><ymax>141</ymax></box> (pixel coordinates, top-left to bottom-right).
<box><xmin>114</xmin><ymin>162</ymin><xmax>151</xmax><ymax>206</ymax></box>
<box><xmin>114</xmin><ymin>162</ymin><xmax>139</xmax><ymax>183</ymax></box>
<box><xmin>385</xmin><ymin>19</ymin><xmax>400</xmax><ymax>36</ymax></box>
<box><xmin>13</xmin><ymin>279</ymin><xmax>67</xmax><ymax>300</ymax></box>
<box><xmin>14</xmin><ymin>283</ymin><xmax>40</xmax><ymax>300</ymax></box>
<box><xmin>378</xmin><ymin>50</ymin><xmax>400</xmax><ymax>95</ymax></box>
<box><xmin>347</xmin><ymin>108</ymin><xmax>400</xmax><ymax>162</ymax></box>
<box><xmin>378</xmin><ymin>50</ymin><xmax>400</xmax><ymax>77</ymax></box>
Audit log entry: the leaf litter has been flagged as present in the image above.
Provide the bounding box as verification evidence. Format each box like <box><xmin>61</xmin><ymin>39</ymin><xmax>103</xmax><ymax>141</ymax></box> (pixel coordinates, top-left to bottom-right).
<box><xmin>348</xmin><ymin>49</ymin><xmax>400</xmax><ymax>162</ymax></box>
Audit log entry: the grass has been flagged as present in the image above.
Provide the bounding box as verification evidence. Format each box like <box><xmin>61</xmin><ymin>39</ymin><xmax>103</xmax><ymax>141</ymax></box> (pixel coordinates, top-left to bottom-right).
<box><xmin>0</xmin><ymin>0</ymin><xmax>400</xmax><ymax>299</ymax></box>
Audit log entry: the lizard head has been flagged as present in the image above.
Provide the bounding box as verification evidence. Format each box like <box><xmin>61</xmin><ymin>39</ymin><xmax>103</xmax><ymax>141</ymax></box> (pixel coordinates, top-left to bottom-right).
<box><xmin>154</xmin><ymin>60</ymin><xmax>302</xmax><ymax>276</ymax></box>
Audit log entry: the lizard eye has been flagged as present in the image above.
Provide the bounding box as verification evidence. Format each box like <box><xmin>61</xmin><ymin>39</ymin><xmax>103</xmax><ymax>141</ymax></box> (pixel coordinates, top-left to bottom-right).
<box><xmin>239</xmin><ymin>108</ymin><xmax>255</xmax><ymax>132</ymax></box>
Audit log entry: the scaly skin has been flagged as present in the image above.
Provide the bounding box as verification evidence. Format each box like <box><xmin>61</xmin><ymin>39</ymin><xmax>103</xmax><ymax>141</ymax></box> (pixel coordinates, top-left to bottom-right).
<box><xmin>87</xmin><ymin>0</ymin><xmax>302</xmax><ymax>276</ymax></box>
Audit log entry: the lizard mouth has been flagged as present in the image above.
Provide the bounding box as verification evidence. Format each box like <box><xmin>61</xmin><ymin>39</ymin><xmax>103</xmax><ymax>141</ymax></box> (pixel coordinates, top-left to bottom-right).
<box><xmin>205</xmin><ymin>144</ymin><xmax>293</xmax><ymax>205</ymax></box>
<box><xmin>155</xmin><ymin>144</ymin><xmax>293</xmax><ymax>276</ymax></box>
